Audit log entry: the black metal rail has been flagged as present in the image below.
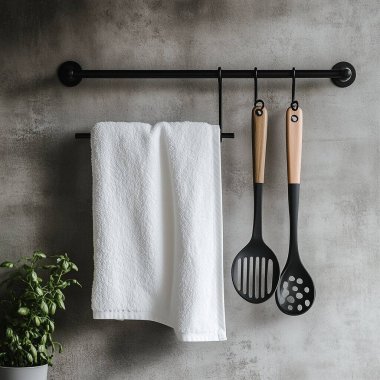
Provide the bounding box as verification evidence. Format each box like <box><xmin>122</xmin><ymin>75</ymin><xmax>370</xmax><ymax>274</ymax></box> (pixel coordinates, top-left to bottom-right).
<box><xmin>57</xmin><ymin>61</ymin><xmax>356</xmax><ymax>141</ymax></box>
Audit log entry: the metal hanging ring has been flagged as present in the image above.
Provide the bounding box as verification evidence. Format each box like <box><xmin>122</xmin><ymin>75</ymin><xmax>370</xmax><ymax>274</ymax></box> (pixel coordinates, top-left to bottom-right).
<box><xmin>254</xmin><ymin>99</ymin><xmax>264</xmax><ymax>116</ymax></box>
<box><xmin>291</xmin><ymin>100</ymin><xmax>299</xmax><ymax>111</ymax></box>
<box><xmin>254</xmin><ymin>67</ymin><xmax>265</xmax><ymax>116</ymax></box>
<box><xmin>255</xmin><ymin>99</ymin><xmax>264</xmax><ymax>108</ymax></box>
<box><xmin>291</xmin><ymin>67</ymin><xmax>299</xmax><ymax>110</ymax></box>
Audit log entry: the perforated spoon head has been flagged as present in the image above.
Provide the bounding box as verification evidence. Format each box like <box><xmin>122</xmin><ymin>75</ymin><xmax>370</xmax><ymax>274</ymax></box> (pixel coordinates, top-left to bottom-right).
<box><xmin>276</xmin><ymin>108</ymin><xmax>315</xmax><ymax>315</ymax></box>
<box><xmin>275</xmin><ymin>259</ymin><xmax>315</xmax><ymax>315</ymax></box>
<box><xmin>231</xmin><ymin>238</ymin><xmax>280</xmax><ymax>303</ymax></box>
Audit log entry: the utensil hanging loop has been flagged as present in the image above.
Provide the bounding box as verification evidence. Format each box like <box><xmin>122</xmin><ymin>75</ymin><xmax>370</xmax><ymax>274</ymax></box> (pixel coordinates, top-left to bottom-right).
<box><xmin>254</xmin><ymin>67</ymin><xmax>265</xmax><ymax>116</ymax></box>
<box><xmin>291</xmin><ymin>67</ymin><xmax>299</xmax><ymax>112</ymax></box>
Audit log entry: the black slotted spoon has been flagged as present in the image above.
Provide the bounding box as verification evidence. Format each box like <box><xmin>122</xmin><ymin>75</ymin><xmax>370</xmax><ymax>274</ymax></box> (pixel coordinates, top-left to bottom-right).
<box><xmin>275</xmin><ymin>106</ymin><xmax>315</xmax><ymax>315</ymax></box>
<box><xmin>231</xmin><ymin>105</ymin><xmax>280</xmax><ymax>303</ymax></box>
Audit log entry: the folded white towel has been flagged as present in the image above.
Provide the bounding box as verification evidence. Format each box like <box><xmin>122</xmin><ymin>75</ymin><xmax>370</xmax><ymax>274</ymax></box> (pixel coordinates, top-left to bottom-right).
<box><xmin>91</xmin><ymin>121</ymin><xmax>226</xmax><ymax>342</ymax></box>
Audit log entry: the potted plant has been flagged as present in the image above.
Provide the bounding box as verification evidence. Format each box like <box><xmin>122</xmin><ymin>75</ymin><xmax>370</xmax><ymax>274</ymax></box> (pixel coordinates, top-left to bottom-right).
<box><xmin>0</xmin><ymin>251</ymin><xmax>80</xmax><ymax>380</ymax></box>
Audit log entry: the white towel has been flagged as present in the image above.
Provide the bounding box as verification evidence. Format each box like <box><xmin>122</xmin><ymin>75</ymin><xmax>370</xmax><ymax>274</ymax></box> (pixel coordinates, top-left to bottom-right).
<box><xmin>91</xmin><ymin>121</ymin><xmax>226</xmax><ymax>342</ymax></box>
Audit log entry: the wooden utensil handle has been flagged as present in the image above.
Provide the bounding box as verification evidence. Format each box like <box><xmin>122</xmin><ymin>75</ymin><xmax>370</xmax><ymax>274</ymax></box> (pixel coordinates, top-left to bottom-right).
<box><xmin>252</xmin><ymin>106</ymin><xmax>268</xmax><ymax>183</ymax></box>
<box><xmin>286</xmin><ymin>107</ymin><xmax>303</xmax><ymax>184</ymax></box>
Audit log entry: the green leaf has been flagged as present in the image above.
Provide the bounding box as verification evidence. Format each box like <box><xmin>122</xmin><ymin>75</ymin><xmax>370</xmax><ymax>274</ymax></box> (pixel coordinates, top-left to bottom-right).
<box><xmin>43</xmin><ymin>265</ymin><xmax>57</xmax><ymax>269</ymax></box>
<box><xmin>36</xmin><ymin>287</ymin><xmax>44</xmax><ymax>296</ymax></box>
<box><xmin>18</xmin><ymin>307</ymin><xmax>30</xmax><ymax>316</ymax></box>
<box><xmin>40</xmin><ymin>300</ymin><xmax>49</xmax><ymax>315</ymax></box>
<box><xmin>34</xmin><ymin>316</ymin><xmax>41</xmax><ymax>327</ymax></box>
<box><xmin>38</xmin><ymin>344</ymin><xmax>46</xmax><ymax>353</ymax></box>
<box><xmin>33</xmin><ymin>251</ymin><xmax>47</xmax><ymax>259</ymax></box>
<box><xmin>31</xmin><ymin>271</ymin><xmax>38</xmax><ymax>282</ymax></box>
<box><xmin>71</xmin><ymin>263</ymin><xmax>79</xmax><ymax>271</ymax></box>
<box><xmin>56</xmin><ymin>297</ymin><xmax>65</xmax><ymax>310</ymax></box>
<box><xmin>49</xmin><ymin>320</ymin><xmax>55</xmax><ymax>332</ymax></box>
<box><xmin>62</xmin><ymin>261</ymin><xmax>69</xmax><ymax>271</ymax></box>
<box><xmin>40</xmin><ymin>334</ymin><xmax>47</xmax><ymax>345</ymax></box>
<box><xmin>50</xmin><ymin>302</ymin><xmax>57</xmax><ymax>315</ymax></box>
<box><xmin>49</xmin><ymin>335</ymin><xmax>55</xmax><ymax>353</ymax></box>
<box><xmin>27</xmin><ymin>353</ymin><xmax>34</xmax><ymax>363</ymax></box>
<box><xmin>25</xmin><ymin>291</ymin><xmax>36</xmax><ymax>300</ymax></box>
<box><xmin>0</xmin><ymin>261</ymin><xmax>14</xmax><ymax>268</ymax></box>
<box><xmin>30</xmin><ymin>344</ymin><xmax>38</xmax><ymax>363</ymax></box>
<box><xmin>54</xmin><ymin>342</ymin><xmax>63</xmax><ymax>353</ymax></box>
<box><xmin>6</xmin><ymin>327</ymin><xmax>13</xmax><ymax>338</ymax></box>
<box><xmin>70</xmin><ymin>279</ymin><xmax>82</xmax><ymax>287</ymax></box>
<box><xmin>56</xmin><ymin>289</ymin><xmax>65</xmax><ymax>300</ymax></box>
<box><xmin>60</xmin><ymin>281</ymin><xmax>68</xmax><ymax>289</ymax></box>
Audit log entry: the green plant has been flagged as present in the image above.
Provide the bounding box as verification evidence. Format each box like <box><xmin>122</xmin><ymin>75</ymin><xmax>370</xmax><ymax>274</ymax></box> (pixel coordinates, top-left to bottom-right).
<box><xmin>0</xmin><ymin>251</ymin><xmax>80</xmax><ymax>367</ymax></box>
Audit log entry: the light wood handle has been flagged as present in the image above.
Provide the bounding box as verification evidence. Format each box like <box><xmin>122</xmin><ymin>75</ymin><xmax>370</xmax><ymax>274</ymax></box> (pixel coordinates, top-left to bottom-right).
<box><xmin>252</xmin><ymin>106</ymin><xmax>268</xmax><ymax>183</ymax></box>
<box><xmin>286</xmin><ymin>107</ymin><xmax>303</xmax><ymax>184</ymax></box>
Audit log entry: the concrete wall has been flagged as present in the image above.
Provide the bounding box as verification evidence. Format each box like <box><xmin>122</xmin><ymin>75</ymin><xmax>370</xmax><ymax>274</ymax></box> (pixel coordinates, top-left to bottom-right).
<box><xmin>0</xmin><ymin>1</ymin><xmax>379</xmax><ymax>379</ymax></box>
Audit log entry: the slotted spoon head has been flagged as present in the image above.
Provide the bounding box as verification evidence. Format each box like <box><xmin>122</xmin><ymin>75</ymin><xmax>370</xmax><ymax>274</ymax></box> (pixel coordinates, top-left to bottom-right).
<box><xmin>231</xmin><ymin>239</ymin><xmax>280</xmax><ymax>303</ymax></box>
<box><xmin>275</xmin><ymin>258</ymin><xmax>315</xmax><ymax>316</ymax></box>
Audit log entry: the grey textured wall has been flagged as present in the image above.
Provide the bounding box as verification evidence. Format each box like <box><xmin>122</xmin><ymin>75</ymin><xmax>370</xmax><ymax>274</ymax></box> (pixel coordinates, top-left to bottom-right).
<box><xmin>0</xmin><ymin>1</ymin><xmax>379</xmax><ymax>379</ymax></box>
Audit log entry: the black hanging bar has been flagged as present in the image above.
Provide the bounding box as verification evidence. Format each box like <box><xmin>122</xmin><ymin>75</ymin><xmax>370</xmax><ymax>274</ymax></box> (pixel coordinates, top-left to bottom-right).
<box><xmin>58</xmin><ymin>61</ymin><xmax>356</xmax><ymax>140</ymax></box>
<box><xmin>58</xmin><ymin>61</ymin><xmax>355</xmax><ymax>85</ymax></box>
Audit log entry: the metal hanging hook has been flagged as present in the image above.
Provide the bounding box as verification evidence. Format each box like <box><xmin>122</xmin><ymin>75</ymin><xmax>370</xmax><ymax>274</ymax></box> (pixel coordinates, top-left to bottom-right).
<box><xmin>291</xmin><ymin>67</ymin><xmax>299</xmax><ymax>111</ymax></box>
<box><xmin>254</xmin><ymin>67</ymin><xmax>264</xmax><ymax>116</ymax></box>
<box><xmin>216</xmin><ymin>67</ymin><xmax>235</xmax><ymax>140</ymax></box>
<box><xmin>218</xmin><ymin>67</ymin><xmax>223</xmax><ymax>141</ymax></box>
<box><xmin>290</xmin><ymin>67</ymin><xmax>299</xmax><ymax>122</ymax></box>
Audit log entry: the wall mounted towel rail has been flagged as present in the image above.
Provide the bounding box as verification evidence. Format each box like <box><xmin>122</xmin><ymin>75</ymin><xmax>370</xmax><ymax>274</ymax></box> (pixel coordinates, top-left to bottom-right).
<box><xmin>57</xmin><ymin>61</ymin><xmax>355</xmax><ymax>141</ymax></box>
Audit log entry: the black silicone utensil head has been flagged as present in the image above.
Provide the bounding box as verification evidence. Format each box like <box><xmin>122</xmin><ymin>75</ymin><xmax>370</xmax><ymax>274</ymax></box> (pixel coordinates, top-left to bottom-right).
<box><xmin>231</xmin><ymin>238</ymin><xmax>280</xmax><ymax>303</ymax></box>
<box><xmin>275</xmin><ymin>258</ymin><xmax>315</xmax><ymax>315</ymax></box>
<box><xmin>276</xmin><ymin>107</ymin><xmax>316</xmax><ymax>316</ymax></box>
<box><xmin>231</xmin><ymin>107</ymin><xmax>280</xmax><ymax>304</ymax></box>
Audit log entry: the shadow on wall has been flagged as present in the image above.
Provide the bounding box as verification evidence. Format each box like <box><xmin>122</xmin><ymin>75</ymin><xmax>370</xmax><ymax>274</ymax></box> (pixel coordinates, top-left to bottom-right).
<box><xmin>0</xmin><ymin>0</ymin><xmax>228</xmax><ymax>80</ymax></box>
<box><xmin>0</xmin><ymin>1</ymin><xmax>89</xmax><ymax>51</ymax></box>
<box><xmin>36</xmin><ymin>137</ymin><xmax>178</xmax><ymax>379</ymax></box>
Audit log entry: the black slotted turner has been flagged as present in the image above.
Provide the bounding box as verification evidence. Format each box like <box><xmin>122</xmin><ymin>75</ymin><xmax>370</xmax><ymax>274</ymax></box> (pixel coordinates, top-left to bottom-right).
<box><xmin>275</xmin><ymin>106</ymin><xmax>315</xmax><ymax>315</ymax></box>
<box><xmin>231</xmin><ymin>106</ymin><xmax>280</xmax><ymax>303</ymax></box>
